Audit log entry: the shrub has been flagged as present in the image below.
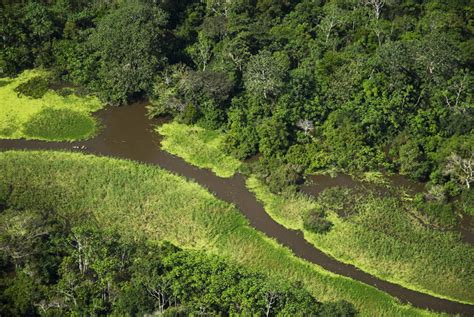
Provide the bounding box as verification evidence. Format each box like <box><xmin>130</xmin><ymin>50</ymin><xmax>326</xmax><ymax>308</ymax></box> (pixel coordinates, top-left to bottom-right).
<box><xmin>179</xmin><ymin>103</ymin><xmax>199</xmax><ymax>125</ymax></box>
<box><xmin>0</xmin><ymin>113</ymin><xmax>19</xmax><ymax>137</ymax></box>
<box><xmin>0</xmin><ymin>79</ymin><xmax>11</xmax><ymax>88</ymax></box>
<box><xmin>319</xmin><ymin>300</ymin><xmax>358</xmax><ymax>317</ymax></box>
<box><xmin>14</xmin><ymin>77</ymin><xmax>49</xmax><ymax>99</ymax></box>
<box><xmin>303</xmin><ymin>208</ymin><xmax>333</xmax><ymax>234</ymax></box>
<box><xmin>253</xmin><ymin>157</ymin><xmax>303</xmax><ymax>194</ymax></box>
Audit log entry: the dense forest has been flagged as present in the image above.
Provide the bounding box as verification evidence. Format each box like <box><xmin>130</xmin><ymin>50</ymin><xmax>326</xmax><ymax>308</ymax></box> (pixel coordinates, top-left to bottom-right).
<box><xmin>1</xmin><ymin>0</ymin><xmax>473</xmax><ymax>315</ymax></box>
<box><xmin>1</xmin><ymin>0</ymin><xmax>473</xmax><ymax>196</ymax></box>
<box><xmin>0</xmin><ymin>205</ymin><xmax>357</xmax><ymax>316</ymax></box>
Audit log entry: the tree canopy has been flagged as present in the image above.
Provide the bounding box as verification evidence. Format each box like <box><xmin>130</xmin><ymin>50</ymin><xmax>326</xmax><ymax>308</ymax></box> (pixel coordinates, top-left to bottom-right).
<box><xmin>1</xmin><ymin>0</ymin><xmax>472</xmax><ymax>197</ymax></box>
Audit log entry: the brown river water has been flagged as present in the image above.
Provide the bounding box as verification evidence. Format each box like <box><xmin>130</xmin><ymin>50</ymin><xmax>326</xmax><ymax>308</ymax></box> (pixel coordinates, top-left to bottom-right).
<box><xmin>1</xmin><ymin>102</ymin><xmax>473</xmax><ymax>316</ymax></box>
<box><xmin>301</xmin><ymin>174</ymin><xmax>474</xmax><ymax>245</ymax></box>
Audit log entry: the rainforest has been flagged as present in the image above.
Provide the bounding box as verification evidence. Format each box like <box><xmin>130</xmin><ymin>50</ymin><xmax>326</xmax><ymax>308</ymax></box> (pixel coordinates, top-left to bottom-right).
<box><xmin>0</xmin><ymin>0</ymin><xmax>473</xmax><ymax>316</ymax></box>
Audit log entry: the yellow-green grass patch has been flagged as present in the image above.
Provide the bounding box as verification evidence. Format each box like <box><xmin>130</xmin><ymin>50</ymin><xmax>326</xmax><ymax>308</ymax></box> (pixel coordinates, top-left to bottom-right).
<box><xmin>157</xmin><ymin>121</ymin><xmax>241</xmax><ymax>177</ymax></box>
<box><xmin>0</xmin><ymin>69</ymin><xmax>103</xmax><ymax>141</ymax></box>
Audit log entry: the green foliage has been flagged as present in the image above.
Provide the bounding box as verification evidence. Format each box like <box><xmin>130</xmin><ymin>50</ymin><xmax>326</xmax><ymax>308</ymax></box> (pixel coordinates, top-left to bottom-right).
<box><xmin>149</xmin><ymin>66</ymin><xmax>233</xmax><ymax>129</ymax></box>
<box><xmin>318</xmin><ymin>300</ymin><xmax>358</xmax><ymax>317</ymax></box>
<box><xmin>257</xmin><ymin>117</ymin><xmax>290</xmax><ymax>158</ymax></box>
<box><xmin>0</xmin><ymin>206</ymin><xmax>327</xmax><ymax>316</ymax></box>
<box><xmin>253</xmin><ymin>157</ymin><xmax>303</xmax><ymax>194</ymax></box>
<box><xmin>2</xmin><ymin>0</ymin><xmax>473</xmax><ymax>312</ymax></box>
<box><xmin>244</xmin><ymin>50</ymin><xmax>287</xmax><ymax>100</ymax></box>
<box><xmin>397</xmin><ymin>137</ymin><xmax>431</xmax><ymax>181</ymax></box>
<box><xmin>157</xmin><ymin>121</ymin><xmax>241</xmax><ymax>177</ymax></box>
<box><xmin>316</xmin><ymin>111</ymin><xmax>384</xmax><ymax>172</ymax></box>
<box><xmin>4</xmin><ymin>0</ymin><xmax>470</xmax><ymax>189</ymax></box>
<box><xmin>248</xmin><ymin>173</ymin><xmax>474</xmax><ymax>303</ymax></box>
<box><xmin>303</xmin><ymin>208</ymin><xmax>333</xmax><ymax>234</ymax></box>
<box><xmin>13</xmin><ymin>77</ymin><xmax>49</xmax><ymax>99</ymax></box>
<box><xmin>459</xmin><ymin>189</ymin><xmax>474</xmax><ymax>216</ymax></box>
<box><xmin>0</xmin><ymin>151</ymin><xmax>439</xmax><ymax>316</ymax></box>
<box><xmin>223</xmin><ymin>103</ymin><xmax>259</xmax><ymax>160</ymax></box>
<box><xmin>0</xmin><ymin>2</ymin><xmax>56</xmax><ymax>75</ymax></box>
<box><xmin>416</xmin><ymin>201</ymin><xmax>458</xmax><ymax>229</ymax></box>
<box><xmin>22</xmin><ymin>108</ymin><xmax>97</xmax><ymax>141</ymax></box>
<box><xmin>0</xmin><ymin>69</ymin><xmax>103</xmax><ymax>141</ymax></box>
<box><xmin>89</xmin><ymin>1</ymin><xmax>168</xmax><ymax>105</ymax></box>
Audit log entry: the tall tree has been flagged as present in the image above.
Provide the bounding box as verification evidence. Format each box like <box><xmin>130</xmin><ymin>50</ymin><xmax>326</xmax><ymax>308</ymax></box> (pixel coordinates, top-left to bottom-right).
<box><xmin>89</xmin><ymin>1</ymin><xmax>168</xmax><ymax>105</ymax></box>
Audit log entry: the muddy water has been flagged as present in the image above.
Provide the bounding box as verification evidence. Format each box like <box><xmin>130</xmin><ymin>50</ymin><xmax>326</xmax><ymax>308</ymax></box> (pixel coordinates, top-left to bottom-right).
<box><xmin>1</xmin><ymin>102</ymin><xmax>473</xmax><ymax>316</ymax></box>
<box><xmin>301</xmin><ymin>173</ymin><xmax>425</xmax><ymax>197</ymax></box>
<box><xmin>301</xmin><ymin>174</ymin><xmax>474</xmax><ymax>244</ymax></box>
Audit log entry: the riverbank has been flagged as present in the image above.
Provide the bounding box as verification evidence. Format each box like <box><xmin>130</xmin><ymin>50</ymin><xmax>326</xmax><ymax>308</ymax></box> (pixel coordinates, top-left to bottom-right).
<box><xmin>157</xmin><ymin>122</ymin><xmax>241</xmax><ymax>177</ymax></box>
<box><xmin>1</xmin><ymin>103</ymin><xmax>473</xmax><ymax>315</ymax></box>
<box><xmin>154</xmin><ymin>117</ymin><xmax>474</xmax><ymax>305</ymax></box>
<box><xmin>247</xmin><ymin>176</ymin><xmax>474</xmax><ymax>304</ymax></box>
<box><xmin>0</xmin><ymin>150</ymin><xmax>439</xmax><ymax>317</ymax></box>
<box><xmin>0</xmin><ymin>70</ymin><xmax>102</xmax><ymax>141</ymax></box>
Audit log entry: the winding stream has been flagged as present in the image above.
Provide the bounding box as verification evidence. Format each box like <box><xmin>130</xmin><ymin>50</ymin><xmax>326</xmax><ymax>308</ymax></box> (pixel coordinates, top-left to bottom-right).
<box><xmin>1</xmin><ymin>102</ymin><xmax>473</xmax><ymax>316</ymax></box>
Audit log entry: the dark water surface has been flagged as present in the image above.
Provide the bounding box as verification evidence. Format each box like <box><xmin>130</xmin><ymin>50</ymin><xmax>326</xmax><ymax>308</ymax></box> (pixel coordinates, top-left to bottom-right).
<box><xmin>301</xmin><ymin>173</ymin><xmax>425</xmax><ymax>197</ymax></box>
<box><xmin>1</xmin><ymin>102</ymin><xmax>473</xmax><ymax>316</ymax></box>
<box><xmin>302</xmin><ymin>174</ymin><xmax>474</xmax><ymax>244</ymax></box>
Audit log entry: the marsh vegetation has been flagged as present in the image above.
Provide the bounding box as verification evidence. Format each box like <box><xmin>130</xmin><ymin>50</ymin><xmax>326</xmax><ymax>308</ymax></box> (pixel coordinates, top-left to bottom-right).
<box><xmin>0</xmin><ymin>150</ymin><xmax>447</xmax><ymax>316</ymax></box>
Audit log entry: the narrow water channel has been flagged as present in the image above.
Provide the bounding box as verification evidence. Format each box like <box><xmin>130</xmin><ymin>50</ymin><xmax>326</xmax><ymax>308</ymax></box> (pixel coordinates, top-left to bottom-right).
<box><xmin>301</xmin><ymin>174</ymin><xmax>474</xmax><ymax>244</ymax></box>
<box><xmin>1</xmin><ymin>102</ymin><xmax>473</xmax><ymax>316</ymax></box>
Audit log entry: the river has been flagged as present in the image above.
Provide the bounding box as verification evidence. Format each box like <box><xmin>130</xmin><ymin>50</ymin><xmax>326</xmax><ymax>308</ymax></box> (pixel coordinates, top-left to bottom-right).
<box><xmin>0</xmin><ymin>102</ymin><xmax>473</xmax><ymax>316</ymax></box>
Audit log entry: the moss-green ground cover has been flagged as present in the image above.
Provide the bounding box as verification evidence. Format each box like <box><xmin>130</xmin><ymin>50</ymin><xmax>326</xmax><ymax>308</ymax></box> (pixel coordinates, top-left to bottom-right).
<box><xmin>0</xmin><ymin>69</ymin><xmax>103</xmax><ymax>141</ymax></box>
<box><xmin>157</xmin><ymin>122</ymin><xmax>241</xmax><ymax>177</ymax></box>
<box><xmin>247</xmin><ymin>176</ymin><xmax>474</xmax><ymax>305</ymax></box>
<box><xmin>0</xmin><ymin>151</ymin><xmax>444</xmax><ymax>317</ymax></box>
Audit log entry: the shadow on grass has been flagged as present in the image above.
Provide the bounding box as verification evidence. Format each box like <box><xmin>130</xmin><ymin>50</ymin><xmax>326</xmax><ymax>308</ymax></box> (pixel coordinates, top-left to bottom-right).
<box><xmin>23</xmin><ymin>108</ymin><xmax>97</xmax><ymax>141</ymax></box>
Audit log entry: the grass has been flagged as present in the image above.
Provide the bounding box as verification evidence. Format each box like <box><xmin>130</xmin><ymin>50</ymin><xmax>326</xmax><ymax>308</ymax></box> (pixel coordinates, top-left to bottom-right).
<box><xmin>0</xmin><ymin>150</ymin><xmax>446</xmax><ymax>317</ymax></box>
<box><xmin>157</xmin><ymin>122</ymin><xmax>241</xmax><ymax>177</ymax></box>
<box><xmin>0</xmin><ymin>69</ymin><xmax>103</xmax><ymax>141</ymax></box>
<box><xmin>247</xmin><ymin>176</ymin><xmax>474</xmax><ymax>305</ymax></box>
<box><xmin>154</xmin><ymin>121</ymin><xmax>473</xmax><ymax>304</ymax></box>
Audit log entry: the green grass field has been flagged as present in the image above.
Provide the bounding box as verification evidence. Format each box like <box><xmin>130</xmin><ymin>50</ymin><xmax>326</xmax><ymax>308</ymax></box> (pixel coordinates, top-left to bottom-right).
<box><xmin>157</xmin><ymin>122</ymin><xmax>241</xmax><ymax>177</ymax></box>
<box><xmin>0</xmin><ymin>70</ymin><xmax>103</xmax><ymax>141</ymax></box>
<box><xmin>247</xmin><ymin>176</ymin><xmax>474</xmax><ymax>305</ymax></box>
<box><xmin>0</xmin><ymin>151</ymin><xmax>445</xmax><ymax>317</ymax></box>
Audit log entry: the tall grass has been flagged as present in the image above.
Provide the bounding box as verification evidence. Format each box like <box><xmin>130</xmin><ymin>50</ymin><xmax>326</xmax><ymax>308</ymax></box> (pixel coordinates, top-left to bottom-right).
<box><xmin>0</xmin><ymin>151</ymin><xmax>444</xmax><ymax>317</ymax></box>
<box><xmin>0</xmin><ymin>69</ymin><xmax>102</xmax><ymax>141</ymax></box>
<box><xmin>157</xmin><ymin>122</ymin><xmax>241</xmax><ymax>177</ymax></box>
<box><xmin>247</xmin><ymin>176</ymin><xmax>474</xmax><ymax>304</ymax></box>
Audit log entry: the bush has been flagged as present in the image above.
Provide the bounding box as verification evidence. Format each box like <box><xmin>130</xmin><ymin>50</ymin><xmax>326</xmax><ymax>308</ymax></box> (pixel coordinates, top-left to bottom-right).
<box><xmin>253</xmin><ymin>157</ymin><xmax>303</xmax><ymax>194</ymax></box>
<box><xmin>397</xmin><ymin>139</ymin><xmax>431</xmax><ymax>181</ymax></box>
<box><xmin>0</xmin><ymin>79</ymin><xmax>11</xmax><ymax>88</ymax></box>
<box><xmin>303</xmin><ymin>208</ymin><xmax>333</xmax><ymax>234</ymax></box>
<box><xmin>179</xmin><ymin>103</ymin><xmax>200</xmax><ymax>125</ymax></box>
<box><xmin>319</xmin><ymin>300</ymin><xmax>358</xmax><ymax>317</ymax></box>
<box><xmin>14</xmin><ymin>77</ymin><xmax>49</xmax><ymax>99</ymax></box>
